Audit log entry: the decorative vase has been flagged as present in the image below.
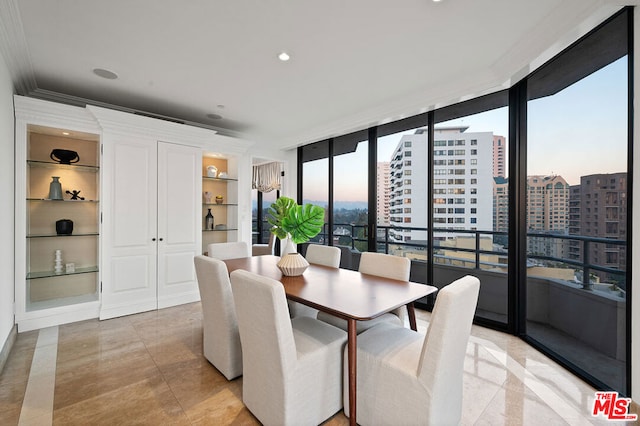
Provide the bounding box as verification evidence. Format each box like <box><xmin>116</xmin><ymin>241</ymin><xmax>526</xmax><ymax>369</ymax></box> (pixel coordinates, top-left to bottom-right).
<box><xmin>204</xmin><ymin>191</ymin><xmax>213</xmax><ymax>203</ymax></box>
<box><xmin>48</xmin><ymin>176</ymin><xmax>63</xmax><ymax>200</ymax></box>
<box><xmin>277</xmin><ymin>253</ymin><xmax>309</xmax><ymax>276</ymax></box>
<box><xmin>206</xmin><ymin>165</ymin><xmax>218</xmax><ymax>178</ymax></box>
<box><xmin>205</xmin><ymin>208</ymin><xmax>214</xmax><ymax>230</ymax></box>
<box><xmin>56</xmin><ymin>219</ymin><xmax>74</xmax><ymax>235</ymax></box>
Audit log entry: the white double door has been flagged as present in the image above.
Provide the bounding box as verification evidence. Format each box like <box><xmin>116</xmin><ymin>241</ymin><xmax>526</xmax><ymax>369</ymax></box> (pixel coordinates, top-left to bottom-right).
<box><xmin>100</xmin><ymin>138</ymin><xmax>202</xmax><ymax>319</ymax></box>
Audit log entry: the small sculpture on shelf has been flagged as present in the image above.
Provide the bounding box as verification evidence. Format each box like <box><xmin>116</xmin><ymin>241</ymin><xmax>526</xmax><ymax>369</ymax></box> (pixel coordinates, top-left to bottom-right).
<box><xmin>204</xmin><ymin>191</ymin><xmax>213</xmax><ymax>203</ymax></box>
<box><xmin>66</xmin><ymin>190</ymin><xmax>85</xmax><ymax>200</ymax></box>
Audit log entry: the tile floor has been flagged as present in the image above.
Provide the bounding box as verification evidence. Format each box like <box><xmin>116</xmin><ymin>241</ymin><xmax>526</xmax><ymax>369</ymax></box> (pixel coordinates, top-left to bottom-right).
<box><xmin>0</xmin><ymin>302</ymin><xmax>635</xmax><ymax>425</ymax></box>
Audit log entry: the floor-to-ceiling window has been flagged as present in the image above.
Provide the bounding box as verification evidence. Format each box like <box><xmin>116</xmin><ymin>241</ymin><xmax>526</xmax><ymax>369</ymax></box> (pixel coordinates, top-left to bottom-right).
<box><xmin>297</xmin><ymin>7</ymin><xmax>632</xmax><ymax>395</ymax></box>
<box><xmin>333</xmin><ymin>131</ymin><xmax>369</xmax><ymax>253</ymax></box>
<box><xmin>434</xmin><ymin>95</ymin><xmax>509</xmax><ymax>326</ymax></box>
<box><xmin>524</xmin><ymin>10</ymin><xmax>630</xmax><ymax>393</ymax></box>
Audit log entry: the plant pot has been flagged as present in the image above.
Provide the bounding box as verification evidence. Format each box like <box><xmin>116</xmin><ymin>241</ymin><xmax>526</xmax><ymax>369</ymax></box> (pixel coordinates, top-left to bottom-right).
<box><xmin>277</xmin><ymin>253</ymin><xmax>309</xmax><ymax>276</ymax></box>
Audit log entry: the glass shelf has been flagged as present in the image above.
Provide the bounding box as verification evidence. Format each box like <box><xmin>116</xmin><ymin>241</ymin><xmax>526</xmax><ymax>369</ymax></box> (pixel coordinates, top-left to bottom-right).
<box><xmin>203</xmin><ymin>203</ymin><xmax>238</xmax><ymax>207</ymax></box>
<box><xmin>27</xmin><ymin>233</ymin><xmax>99</xmax><ymax>238</ymax></box>
<box><xmin>202</xmin><ymin>228</ymin><xmax>238</xmax><ymax>232</ymax></box>
<box><xmin>27</xmin><ymin>266</ymin><xmax>99</xmax><ymax>280</ymax></box>
<box><xmin>27</xmin><ymin>160</ymin><xmax>99</xmax><ymax>172</ymax></box>
<box><xmin>27</xmin><ymin>198</ymin><xmax>99</xmax><ymax>203</ymax></box>
<box><xmin>202</xmin><ymin>176</ymin><xmax>237</xmax><ymax>182</ymax></box>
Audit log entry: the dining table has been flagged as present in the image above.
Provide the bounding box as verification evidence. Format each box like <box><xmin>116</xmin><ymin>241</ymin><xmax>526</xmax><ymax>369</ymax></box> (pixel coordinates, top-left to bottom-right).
<box><xmin>223</xmin><ymin>254</ymin><xmax>438</xmax><ymax>426</ymax></box>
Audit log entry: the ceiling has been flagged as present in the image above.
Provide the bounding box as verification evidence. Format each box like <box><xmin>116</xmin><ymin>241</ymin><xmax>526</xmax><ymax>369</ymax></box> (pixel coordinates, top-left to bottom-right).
<box><xmin>0</xmin><ymin>0</ymin><xmax>627</xmax><ymax>150</ymax></box>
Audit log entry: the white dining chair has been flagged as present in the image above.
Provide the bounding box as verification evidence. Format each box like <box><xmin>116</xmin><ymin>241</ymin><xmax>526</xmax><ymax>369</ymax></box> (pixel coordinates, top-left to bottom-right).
<box><xmin>317</xmin><ymin>251</ymin><xmax>408</xmax><ymax>333</ymax></box>
<box><xmin>193</xmin><ymin>255</ymin><xmax>242</xmax><ymax>380</ymax></box>
<box><xmin>305</xmin><ymin>244</ymin><xmax>341</xmax><ymax>268</ymax></box>
<box><xmin>344</xmin><ymin>275</ymin><xmax>480</xmax><ymax>425</ymax></box>
<box><xmin>231</xmin><ymin>269</ymin><xmax>347</xmax><ymax>426</ymax></box>
<box><xmin>207</xmin><ymin>241</ymin><xmax>250</xmax><ymax>260</ymax></box>
<box><xmin>289</xmin><ymin>244</ymin><xmax>342</xmax><ymax>319</ymax></box>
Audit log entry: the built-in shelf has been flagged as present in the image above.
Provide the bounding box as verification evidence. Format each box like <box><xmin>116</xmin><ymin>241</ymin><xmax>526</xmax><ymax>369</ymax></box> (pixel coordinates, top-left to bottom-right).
<box><xmin>27</xmin><ymin>160</ymin><xmax>99</xmax><ymax>172</ymax></box>
<box><xmin>27</xmin><ymin>198</ymin><xmax>99</xmax><ymax>203</ymax></box>
<box><xmin>26</xmin><ymin>292</ymin><xmax>99</xmax><ymax>312</ymax></box>
<box><xmin>202</xmin><ymin>228</ymin><xmax>238</xmax><ymax>232</ymax></box>
<box><xmin>202</xmin><ymin>175</ymin><xmax>237</xmax><ymax>182</ymax></box>
<box><xmin>27</xmin><ymin>266</ymin><xmax>99</xmax><ymax>280</ymax></box>
<box><xmin>27</xmin><ymin>233</ymin><xmax>99</xmax><ymax>238</ymax></box>
<box><xmin>203</xmin><ymin>203</ymin><xmax>238</xmax><ymax>206</ymax></box>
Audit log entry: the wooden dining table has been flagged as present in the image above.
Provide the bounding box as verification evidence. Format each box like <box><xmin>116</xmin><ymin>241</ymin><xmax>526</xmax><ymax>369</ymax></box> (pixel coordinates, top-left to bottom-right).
<box><xmin>223</xmin><ymin>254</ymin><xmax>438</xmax><ymax>426</ymax></box>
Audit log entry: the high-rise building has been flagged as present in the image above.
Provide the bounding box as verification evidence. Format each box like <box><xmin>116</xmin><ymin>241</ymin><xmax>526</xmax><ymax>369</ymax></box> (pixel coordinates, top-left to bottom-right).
<box><xmin>388</xmin><ymin>126</ymin><xmax>493</xmax><ymax>244</ymax></box>
<box><xmin>569</xmin><ymin>173</ymin><xmax>627</xmax><ymax>284</ymax></box>
<box><xmin>526</xmin><ymin>175</ymin><xmax>570</xmax><ymax>257</ymax></box>
<box><xmin>376</xmin><ymin>162</ymin><xmax>391</xmax><ymax>226</ymax></box>
<box><xmin>493</xmin><ymin>176</ymin><xmax>509</xmax><ymax>234</ymax></box>
<box><xmin>493</xmin><ymin>135</ymin><xmax>506</xmax><ymax>178</ymax></box>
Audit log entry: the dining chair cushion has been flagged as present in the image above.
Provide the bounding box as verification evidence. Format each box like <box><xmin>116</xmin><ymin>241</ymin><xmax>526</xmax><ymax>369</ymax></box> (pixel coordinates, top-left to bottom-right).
<box><xmin>343</xmin><ymin>275</ymin><xmax>480</xmax><ymax>425</ymax></box>
<box><xmin>289</xmin><ymin>244</ymin><xmax>342</xmax><ymax>319</ymax></box>
<box><xmin>193</xmin><ymin>255</ymin><xmax>242</xmax><ymax>380</ymax></box>
<box><xmin>207</xmin><ymin>241</ymin><xmax>250</xmax><ymax>260</ymax></box>
<box><xmin>231</xmin><ymin>269</ymin><xmax>347</xmax><ymax>426</ymax></box>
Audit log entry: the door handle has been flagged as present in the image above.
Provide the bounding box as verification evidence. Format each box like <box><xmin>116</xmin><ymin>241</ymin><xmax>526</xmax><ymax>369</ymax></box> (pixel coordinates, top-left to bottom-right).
<box><xmin>152</xmin><ymin>238</ymin><xmax>157</xmax><ymax>241</ymax></box>
<box><xmin>159</xmin><ymin>238</ymin><xmax>164</xmax><ymax>241</ymax></box>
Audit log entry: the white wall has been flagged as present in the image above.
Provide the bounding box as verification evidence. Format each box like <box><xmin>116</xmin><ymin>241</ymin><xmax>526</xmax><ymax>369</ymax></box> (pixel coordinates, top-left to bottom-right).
<box><xmin>0</xmin><ymin>50</ymin><xmax>15</xmax><ymax>354</ymax></box>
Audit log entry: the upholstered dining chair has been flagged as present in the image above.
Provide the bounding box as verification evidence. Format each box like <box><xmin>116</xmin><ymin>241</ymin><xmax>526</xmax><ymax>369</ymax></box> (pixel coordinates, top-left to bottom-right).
<box><xmin>344</xmin><ymin>275</ymin><xmax>480</xmax><ymax>425</ymax></box>
<box><xmin>305</xmin><ymin>244</ymin><xmax>341</xmax><ymax>268</ymax></box>
<box><xmin>288</xmin><ymin>244</ymin><xmax>342</xmax><ymax>319</ymax></box>
<box><xmin>207</xmin><ymin>241</ymin><xmax>250</xmax><ymax>260</ymax></box>
<box><xmin>193</xmin><ymin>255</ymin><xmax>242</xmax><ymax>380</ymax></box>
<box><xmin>317</xmin><ymin>251</ymin><xmax>409</xmax><ymax>333</ymax></box>
<box><xmin>252</xmin><ymin>232</ymin><xmax>275</xmax><ymax>256</ymax></box>
<box><xmin>230</xmin><ymin>269</ymin><xmax>347</xmax><ymax>426</ymax></box>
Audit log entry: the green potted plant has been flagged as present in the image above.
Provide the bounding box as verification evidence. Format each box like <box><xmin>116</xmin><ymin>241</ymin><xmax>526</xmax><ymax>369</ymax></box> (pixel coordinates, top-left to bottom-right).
<box><xmin>266</xmin><ymin>196</ymin><xmax>324</xmax><ymax>276</ymax></box>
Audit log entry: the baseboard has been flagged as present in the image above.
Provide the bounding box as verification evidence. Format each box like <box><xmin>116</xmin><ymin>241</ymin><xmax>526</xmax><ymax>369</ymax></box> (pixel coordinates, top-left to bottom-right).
<box><xmin>0</xmin><ymin>325</ymin><xmax>17</xmax><ymax>374</ymax></box>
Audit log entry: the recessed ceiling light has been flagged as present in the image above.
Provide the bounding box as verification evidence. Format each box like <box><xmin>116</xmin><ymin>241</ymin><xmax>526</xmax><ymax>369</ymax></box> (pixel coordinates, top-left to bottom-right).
<box><xmin>278</xmin><ymin>52</ymin><xmax>290</xmax><ymax>61</ymax></box>
<box><xmin>62</xmin><ymin>132</ymin><xmax>70</xmax><ymax>136</ymax></box>
<box><xmin>93</xmin><ymin>68</ymin><xmax>118</xmax><ymax>79</ymax></box>
<box><xmin>206</xmin><ymin>113</ymin><xmax>223</xmax><ymax>120</ymax></box>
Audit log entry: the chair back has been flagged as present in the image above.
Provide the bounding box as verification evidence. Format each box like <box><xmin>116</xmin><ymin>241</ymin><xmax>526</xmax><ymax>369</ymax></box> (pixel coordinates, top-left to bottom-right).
<box><xmin>208</xmin><ymin>241</ymin><xmax>250</xmax><ymax>260</ymax></box>
<box><xmin>230</xmin><ymin>269</ymin><xmax>297</xmax><ymax>387</ymax></box>
<box><xmin>305</xmin><ymin>244</ymin><xmax>341</xmax><ymax>268</ymax></box>
<box><xmin>417</xmin><ymin>275</ymin><xmax>480</xmax><ymax>424</ymax></box>
<box><xmin>359</xmin><ymin>252</ymin><xmax>410</xmax><ymax>281</ymax></box>
<box><xmin>193</xmin><ymin>255</ymin><xmax>242</xmax><ymax>379</ymax></box>
<box><xmin>252</xmin><ymin>232</ymin><xmax>275</xmax><ymax>256</ymax></box>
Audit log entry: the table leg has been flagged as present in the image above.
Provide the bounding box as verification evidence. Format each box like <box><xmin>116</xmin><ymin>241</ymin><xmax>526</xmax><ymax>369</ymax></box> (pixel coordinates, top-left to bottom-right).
<box><xmin>347</xmin><ymin>318</ymin><xmax>357</xmax><ymax>426</ymax></box>
<box><xmin>407</xmin><ymin>302</ymin><xmax>418</xmax><ymax>331</ymax></box>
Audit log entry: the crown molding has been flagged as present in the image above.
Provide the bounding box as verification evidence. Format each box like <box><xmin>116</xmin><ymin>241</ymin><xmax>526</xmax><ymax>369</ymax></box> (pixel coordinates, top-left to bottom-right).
<box><xmin>0</xmin><ymin>0</ymin><xmax>36</xmax><ymax>94</ymax></box>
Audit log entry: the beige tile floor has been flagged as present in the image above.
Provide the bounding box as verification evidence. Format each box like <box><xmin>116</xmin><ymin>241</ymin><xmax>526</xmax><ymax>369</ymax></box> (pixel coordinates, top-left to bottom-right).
<box><xmin>0</xmin><ymin>302</ymin><xmax>636</xmax><ymax>425</ymax></box>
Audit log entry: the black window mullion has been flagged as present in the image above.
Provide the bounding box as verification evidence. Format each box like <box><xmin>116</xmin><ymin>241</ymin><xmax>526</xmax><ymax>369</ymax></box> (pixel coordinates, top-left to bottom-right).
<box><xmin>368</xmin><ymin>127</ymin><xmax>377</xmax><ymax>252</ymax></box>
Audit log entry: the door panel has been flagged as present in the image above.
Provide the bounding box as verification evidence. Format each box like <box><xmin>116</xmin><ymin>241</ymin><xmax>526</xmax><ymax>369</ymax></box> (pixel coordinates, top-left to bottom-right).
<box><xmin>157</xmin><ymin>142</ymin><xmax>202</xmax><ymax>308</ymax></box>
<box><xmin>101</xmin><ymin>136</ymin><xmax>158</xmax><ymax>319</ymax></box>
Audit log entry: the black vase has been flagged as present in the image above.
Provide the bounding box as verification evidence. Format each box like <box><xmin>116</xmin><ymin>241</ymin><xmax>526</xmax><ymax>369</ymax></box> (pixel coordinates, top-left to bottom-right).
<box><xmin>56</xmin><ymin>219</ymin><xmax>74</xmax><ymax>235</ymax></box>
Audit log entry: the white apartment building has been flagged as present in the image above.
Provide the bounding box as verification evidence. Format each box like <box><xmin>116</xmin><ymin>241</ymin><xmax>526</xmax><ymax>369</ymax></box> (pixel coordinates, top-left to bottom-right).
<box><xmin>388</xmin><ymin>126</ymin><xmax>493</xmax><ymax>243</ymax></box>
<box><xmin>376</xmin><ymin>162</ymin><xmax>391</xmax><ymax>226</ymax></box>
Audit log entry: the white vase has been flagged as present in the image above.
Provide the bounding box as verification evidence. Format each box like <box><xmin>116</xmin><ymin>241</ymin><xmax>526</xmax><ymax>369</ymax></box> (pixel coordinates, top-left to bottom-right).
<box><xmin>279</xmin><ymin>236</ymin><xmax>296</xmax><ymax>256</ymax></box>
<box><xmin>277</xmin><ymin>253</ymin><xmax>309</xmax><ymax>276</ymax></box>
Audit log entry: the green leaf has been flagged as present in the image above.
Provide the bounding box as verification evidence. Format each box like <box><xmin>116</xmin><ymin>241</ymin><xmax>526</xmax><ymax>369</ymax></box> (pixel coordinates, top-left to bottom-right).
<box><xmin>266</xmin><ymin>197</ymin><xmax>297</xmax><ymax>240</ymax></box>
<box><xmin>281</xmin><ymin>204</ymin><xmax>325</xmax><ymax>244</ymax></box>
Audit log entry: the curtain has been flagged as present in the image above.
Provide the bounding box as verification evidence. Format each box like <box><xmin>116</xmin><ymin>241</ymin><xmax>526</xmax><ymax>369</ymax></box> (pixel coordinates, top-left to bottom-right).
<box><xmin>252</xmin><ymin>162</ymin><xmax>281</xmax><ymax>192</ymax></box>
